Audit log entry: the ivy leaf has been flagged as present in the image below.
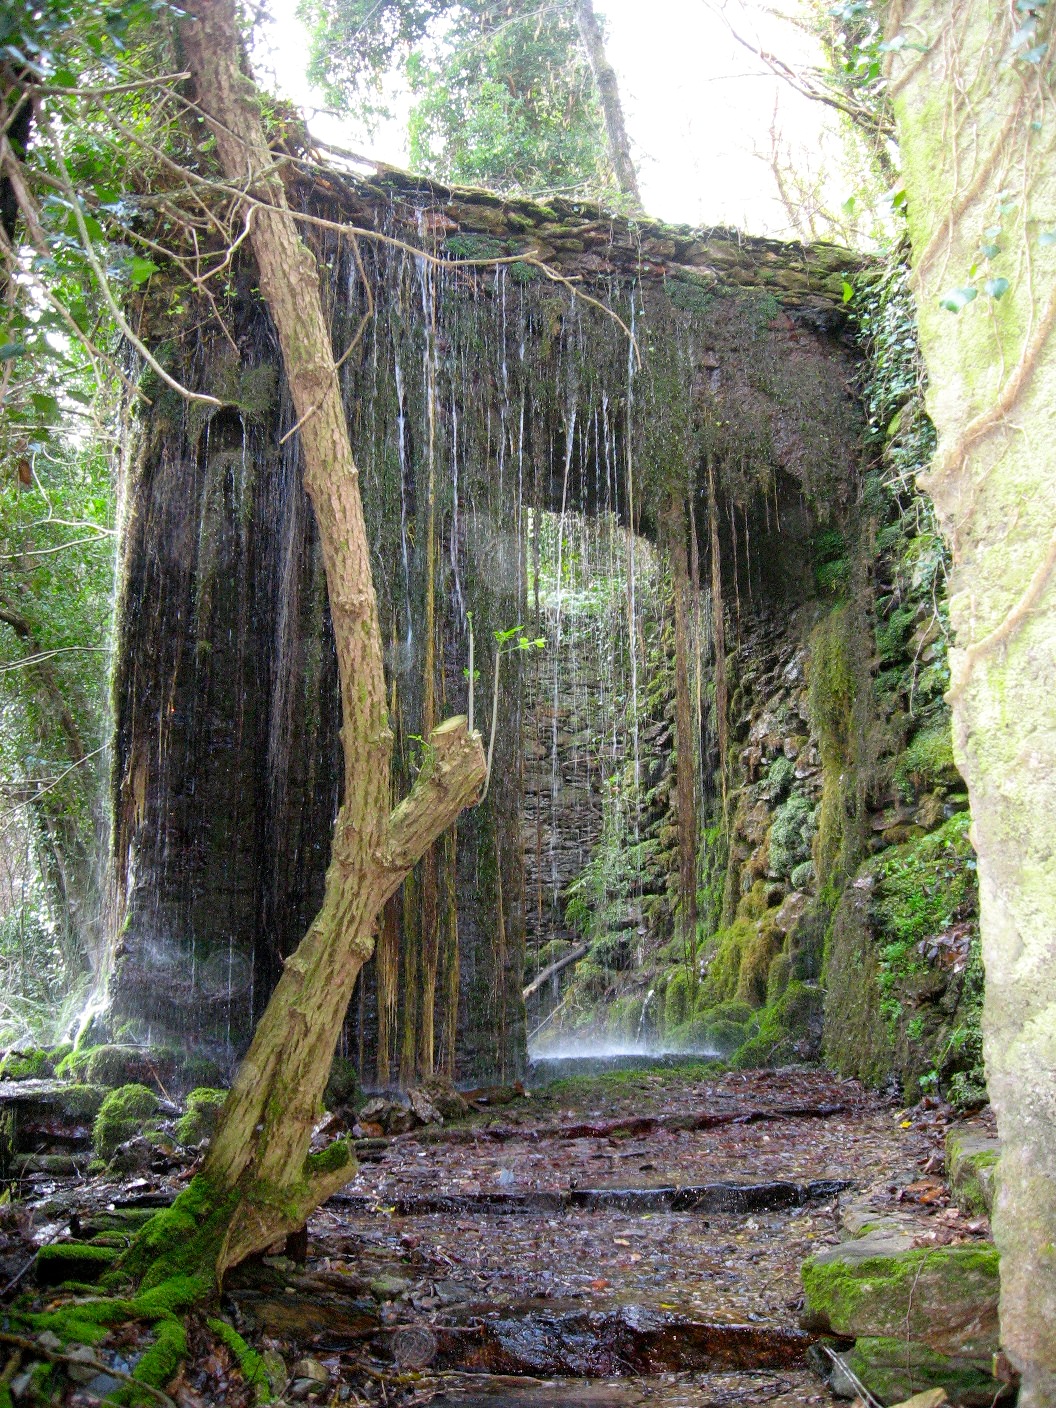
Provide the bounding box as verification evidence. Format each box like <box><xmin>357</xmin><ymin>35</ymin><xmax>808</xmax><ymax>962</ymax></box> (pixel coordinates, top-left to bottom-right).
<box><xmin>984</xmin><ymin>277</ymin><xmax>1010</xmax><ymax>300</ymax></box>
<box><xmin>1039</xmin><ymin>230</ymin><xmax>1056</xmax><ymax>247</ymax></box>
<box><xmin>842</xmin><ymin>279</ymin><xmax>855</xmax><ymax>303</ymax></box>
<box><xmin>0</xmin><ymin>340</ymin><xmax>26</xmax><ymax>360</ymax></box>
<box><xmin>979</xmin><ymin>241</ymin><xmax>1001</xmax><ymax>259</ymax></box>
<box><xmin>939</xmin><ymin>286</ymin><xmax>978</xmax><ymax>312</ymax></box>
<box><xmin>1024</xmin><ymin>42</ymin><xmax>1048</xmax><ymax>62</ymax></box>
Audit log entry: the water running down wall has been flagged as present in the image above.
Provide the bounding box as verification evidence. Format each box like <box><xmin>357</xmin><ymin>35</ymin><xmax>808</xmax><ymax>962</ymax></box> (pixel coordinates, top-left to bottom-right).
<box><xmin>107</xmin><ymin>166</ymin><xmax>862</xmax><ymax>1083</ymax></box>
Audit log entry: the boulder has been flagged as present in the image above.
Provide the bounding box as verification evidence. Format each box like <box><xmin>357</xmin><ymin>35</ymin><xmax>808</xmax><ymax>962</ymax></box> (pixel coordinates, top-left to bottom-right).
<box><xmin>801</xmin><ymin>1242</ymin><xmax>999</xmax><ymax>1359</ymax></box>
<box><xmin>945</xmin><ymin>1128</ymin><xmax>999</xmax><ymax>1217</ymax></box>
<box><xmin>847</xmin><ymin>1337</ymin><xmax>1010</xmax><ymax>1406</ymax></box>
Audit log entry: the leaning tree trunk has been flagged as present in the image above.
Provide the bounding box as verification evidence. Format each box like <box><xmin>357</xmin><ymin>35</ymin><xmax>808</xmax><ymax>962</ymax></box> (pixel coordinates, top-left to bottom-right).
<box><xmin>574</xmin><ymin>0</ymin><xmax>643</xmax><ymax>213</ymax></box>
<box><xmin>889</xmin><ymin>4</ymin><xmax>1056</xmax><ymax>1401</ymax></box>
<box><xmin>159</xmin><ymin>0</ymin><xmax>486</xmax><ymax>1280</ymax></box>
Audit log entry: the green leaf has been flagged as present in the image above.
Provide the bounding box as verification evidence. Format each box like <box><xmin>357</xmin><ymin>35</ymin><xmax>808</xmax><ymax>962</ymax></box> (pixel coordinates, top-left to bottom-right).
<box><xmin>1024</xmin><ymin>42</ymin><xmax>1048</xmax><ymax>62</ymax></box>
<box><xmin>1039</xmin><ymin>230</ymin><xmax>1056</xmax><ymax>247</ymax></box>
<box><xmin>128</xmin><ymin>256</ymin><xmax>159</xmax><ymax>286</ymax></box>
<box><xmin>939</xmin><ymin>286</ymin><xmax>978</xmax><ymax>313</ymax></box>
<box><xmin>984</xmin><ymin>277</ymin><xmax>1010</xmax><ymax>300</ymax></box>
<box><xmin>841</xmin><ymin>279</ymin><xmax>854</xmax><ymax>303</ymax></box>
<box><xmin>979</xmin><ymin>242</ymin><xmax>1001</xmax><ymax>260</ymax></box>
<box><xmin>0</xmin><ymin>341</ymin><xmax>26</xmax><ymax>361</ymax></box>
<box><xmin>30</xmin><ymin>393</ymin><xmax>60</xmax><ymax>420</ymax></box>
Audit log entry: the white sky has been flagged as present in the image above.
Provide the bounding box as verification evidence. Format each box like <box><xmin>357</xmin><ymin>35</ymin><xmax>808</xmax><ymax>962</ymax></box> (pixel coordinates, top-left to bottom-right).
<box><xmin>253</xmin><ymin>1</ymin><xmax>864</xmax><ymax>240</ymax></box>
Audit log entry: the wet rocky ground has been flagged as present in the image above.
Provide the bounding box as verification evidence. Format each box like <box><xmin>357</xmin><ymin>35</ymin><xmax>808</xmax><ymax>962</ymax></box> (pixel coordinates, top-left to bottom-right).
<box><xmin>0</xmin><ymin>1063</ymin><xmax>996</xmax><ymax>1406</ymax></box>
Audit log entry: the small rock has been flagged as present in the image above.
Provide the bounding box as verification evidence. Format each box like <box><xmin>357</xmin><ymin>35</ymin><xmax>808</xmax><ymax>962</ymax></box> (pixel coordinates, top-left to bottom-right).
<box><xmin>890</xmin><ymin>1392</ymin><xmax>949</xmax><ymax>1408</ymax></box>
<box><xmin>291</xmin><ymin>1357</ymin><xmax>329</xmax><ymax>1386</ymax></box>
<box><xmin>107</xmin><ymin>1136</ymin><xmax>153</xmax><ymax>1176</ymax></box>
<box><xmin>9</xmin><ymin>1370</ymin><xmax>35</xmax><ymax>1400</ymax></box>
<box><xmin>64</xmin><ymin>1343</ymin><xmax>99</xmax><ymax>1384</ymax></box>
<box><xmin>774</xmin><ymin>891</ymin><xmax>809</xmax><ymax>935</ymax></box>
<box><xmin>289</xmin><ymin>1378</ymin><xmax>320</xmax><ymax>1400</ymax></box>
<box><xmin>36</xmin><ymin>1331</ymin><xmax>62</xmax><ymax>1352</ymax></box>
<box><xmin>407</xmin><ymin>1087</ymin><xmax>442</xmax><ymax>1125</ymax></box>
<box><xmin>261</xmin><ymin>1348</ymin><xmax>288</xmax><ymax>1391</ymax></box>
<box><xmin>85</xmin><ymin>1373</ymin><xmax>123</xmax><ymax>1398</ymax></box>
<box><xmin>369</xmin><ymin>1273</ymin><xmax>410</xmax><ymax>1300</ymax></box>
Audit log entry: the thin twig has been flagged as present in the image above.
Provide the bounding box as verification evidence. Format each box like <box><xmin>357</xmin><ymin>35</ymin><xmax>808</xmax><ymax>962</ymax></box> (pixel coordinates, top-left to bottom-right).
<box><xmin>0</xmin><ymin>1331</ymin><xmax>176</xmax><ymax>1408</ymax></box>
<box><xmin>43</xmin><ymin>119</ymin><xmax>222</xmax><ymax>408</ymax></box>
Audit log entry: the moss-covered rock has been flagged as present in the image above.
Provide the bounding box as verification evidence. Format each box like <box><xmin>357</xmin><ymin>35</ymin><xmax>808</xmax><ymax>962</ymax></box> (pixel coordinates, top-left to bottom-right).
<box><xmin>0</xmin><ymin>1047</ymin><xmax>54</xmax><ymax>1081</ymax></box>
<box><xmin>731</xmin><ymin>979</ymin><xmax>823</xmax><ymax>1068</ymax></box>
<box><xmin>60</xmin><ymin>1083</ymin><xmax>107</xmax><ymax>1120</ymax></box>
<box><xmin>93</xmin><ymin>1084</ymin><xmax>160</xmax><ymax>1161</ymax></box>
<box><xmin>36</xmin><ymin>1241</ymin><xmax>120</xmax><ymax>1287</ymax></box>
<box><xmin>946</xmin><ymin>1128</ymin><xmax>1000</xmax><ymax>1217</ymax></box>
<box><xmin>176</xmin><ymin>1088</ymin><xmax>228</xmax><ymax>1146</ymax></box>
<box><xmin>801</xmin><ymin>1242</ymin><xmax>999</xmax><ymax>1359</ymax></box>
<box><xmin>324</xmin><ymin>1056</ymin><xmax>360</xmax><ymax>1110</ymax></box>
<box><xmin>847</xmin><ymin>1336</ymin><xmax>1010</xmax><ymax>1406</ymax></box>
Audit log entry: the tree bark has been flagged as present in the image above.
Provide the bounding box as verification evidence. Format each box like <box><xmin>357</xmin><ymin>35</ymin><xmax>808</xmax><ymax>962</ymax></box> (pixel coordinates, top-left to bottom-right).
<box><xmin>574</xmin><ymin>0</ymin><xmax>643</xmax><ymax>212</ymax></box>
<box><xmin>175</xmin><ymin>0</ymin><xmax>485</xmax><ymax>1279</ymax></box>
<box><xmin>889</xmin><ymin>6</ymin><xmax>1056</xmax><ymax>1401</ymax></box>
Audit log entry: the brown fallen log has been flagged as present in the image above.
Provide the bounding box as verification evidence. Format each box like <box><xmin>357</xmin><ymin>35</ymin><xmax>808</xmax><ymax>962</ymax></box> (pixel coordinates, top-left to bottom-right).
<box><xmin>521</xmin><ymin>942</ymin><xmax>590</xmax><ymax>1000</ymax></box>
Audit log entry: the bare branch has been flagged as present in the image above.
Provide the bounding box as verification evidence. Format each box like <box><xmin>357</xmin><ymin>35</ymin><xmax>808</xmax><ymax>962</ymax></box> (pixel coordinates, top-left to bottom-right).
<box><xmin>42</xmin><ymin>119</ymin><xmax>223</xmax><ymax>408</ymax></box>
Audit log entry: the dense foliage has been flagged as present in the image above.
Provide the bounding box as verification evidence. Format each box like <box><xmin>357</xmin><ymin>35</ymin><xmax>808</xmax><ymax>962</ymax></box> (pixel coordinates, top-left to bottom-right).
<box><xmin>300</xmin><ymin>0</ymin><xmax>612</xmax><ymax>195</ymax></box>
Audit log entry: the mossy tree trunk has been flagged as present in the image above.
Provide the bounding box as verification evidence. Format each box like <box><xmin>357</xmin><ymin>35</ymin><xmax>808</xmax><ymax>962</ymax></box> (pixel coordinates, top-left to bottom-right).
<box><xmin>889</xmin><ymin>5</ymin><xmax>1056</xmax><ymax>1401</ymax></box>
<box><xmin>172</xmin><ymin>0</ymin><xmax>485</xmax><ymax>1280</ymax></box>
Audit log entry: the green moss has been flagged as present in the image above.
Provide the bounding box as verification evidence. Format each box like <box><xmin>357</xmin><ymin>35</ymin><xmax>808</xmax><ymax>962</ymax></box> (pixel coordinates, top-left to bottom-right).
<box><xmin>847</xmin><ymin>1336</ymin><xmax>1004</xmax><ymax>1406</ymax></box>
<box><xmin>731</xmin><ymin>980</ymin><xmax>822</xmax><ymax>1068</ymax></box>
<box><xmin>769</xmin><ymin>794</ymin><xmax>816</xmax><ymax>878</ymax></box>
<box><xmin>127</xmin><ymin>1316</ymin><xmax>187</xmax><ymax>1399</ymax></box>
<box><xmin>802</xmin><ymin>1242</ymin><xmax>999</xmax><ymax>1349</ymax></box>
<box><xmin>93</xmin><ymin>1084</ymin><xmax>160</xmax><ymax>1161</ymax></box>
<box><xmin>305</xmin><ymin>1137</ymin><xmax>354</xmax><ymax>1177</ymax></box>
<box><xmin>36</xmin><ymin>1241</ymin><xmax>120</xmax><ymax>1286</ymax></box>
<box><xmin>175</xmin><ymin>1088</ymin><xmax>228</xmax><ymax>1146</ymax></box>
<box><xmin>61</xmin><ymin>1083</ymin><xmax>107</xmax><ymax>1119</ymax></box>
<box><xmin>113</xmin><ymin>1176</ymin><xmax>237</xmax><ymax>1291</ymax></box>
<box><xmin>894</xmin><ymin>720</ymin><xmax>959</xmax><ymax>800</ymax></box>
<box><xmin>207</xmin><ymin>1318</ymin><xmax>273</xmax><ymax>1402</ymax></box>
<box><xmin>446</xmin><ymin>233</ymin><xmax>506</xmax><ymax>260</ymax></box>
<box><xmin>0</xmin><ymin>1047</ymin><xmax>52</xmax><ymax>1080</ymax></box>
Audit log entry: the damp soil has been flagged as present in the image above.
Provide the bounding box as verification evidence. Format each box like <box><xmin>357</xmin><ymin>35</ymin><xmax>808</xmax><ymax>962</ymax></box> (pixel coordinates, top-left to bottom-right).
<box><xmin>0</xmin><ymin>1065</ymin><xmax>991</xmax><ymax>1406</ymax></box>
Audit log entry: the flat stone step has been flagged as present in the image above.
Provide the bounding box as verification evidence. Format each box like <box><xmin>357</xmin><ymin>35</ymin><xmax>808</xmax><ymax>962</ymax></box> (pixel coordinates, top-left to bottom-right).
<box><xmin>328</xmin><ymin>1179</ymin><xmax>851</xmax><ymax>1218</ymax></box>
<box><xmin>419</xmin><ymin>1368</ymin><xmax>825</xmax><ymax>1407</ymax></box>
<box><xmin>428</xmin><ymin>1305</ymin><xmax>813</xmax><ymax>1377</ymax></box>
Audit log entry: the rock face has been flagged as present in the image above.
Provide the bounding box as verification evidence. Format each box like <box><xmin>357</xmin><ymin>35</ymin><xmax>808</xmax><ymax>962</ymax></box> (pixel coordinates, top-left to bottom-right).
<box><xmin>107</xmin><ymin>162</ymin><xmax>863</xmax><ymax>1079</ymax></box>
